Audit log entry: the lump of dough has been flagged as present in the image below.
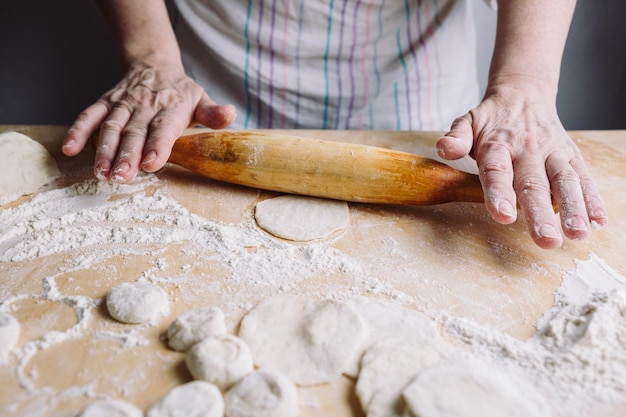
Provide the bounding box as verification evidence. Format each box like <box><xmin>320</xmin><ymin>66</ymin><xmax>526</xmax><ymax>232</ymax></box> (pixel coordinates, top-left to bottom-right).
<box><xmin>186</xmin><ymin>334</ymin><xmax>254</xmax><ymax>390</ymax></box>
<box><xmin>106</xmin><ymin>281</ymin><xmax>169</xmax><ymax>324</ymax></box>
<box><xmin>356</xmin><ymin>341</ymin><xmax>442</xmax><ymax>417</ymax></box>
<box><xmin>147</xmin><ymin>380</ymin><xmax>224</xmax><ymax>417</ymax></box>
<box><xmin>224</xmin><ymin>369</ymin><xmax>298</xmax><ymax>417</ymax></box>
<box><xmin>402</xmin><ymin>362</ymin><xmax>551</xmax><ymax>417</ymax></box>
<box><xmin>0</xmin><ymin>312</ymin><xmax>20</xmax><ymax>357</ymax></box>
<box><xmin>344</xmin><ymin>296</ymin><xmax>442</xmax><ymax>377</ymax></box>
<box><xmin>77</xmin><ymin>399</ymin><xmax>143</xmax><ymax>417</ymax></box>
<box><xmin>238</xmin><ymin>295</ymin><xmax>367</xmax><ymax>386</ymax></box>
<box><xmin>167</xmin><ymin>306</ymin><xmax>227</xmax><ymax>352</ymax></box>
<box><xmin>0</xmin><ymin>131</ymin><xmax>61</xmax><ymax>205</ymax></box>
<box><xmin>254</xmin><ymin>195</ymin><xmax>349</xmax><ymax>241</ymax></box>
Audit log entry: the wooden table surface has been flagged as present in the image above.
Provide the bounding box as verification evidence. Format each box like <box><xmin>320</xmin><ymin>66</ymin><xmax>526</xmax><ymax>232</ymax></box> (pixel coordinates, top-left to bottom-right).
<box><xmin>0</xmin><ymin>125</ymin><xmax>625</xmax><ymax>417</ymax></box>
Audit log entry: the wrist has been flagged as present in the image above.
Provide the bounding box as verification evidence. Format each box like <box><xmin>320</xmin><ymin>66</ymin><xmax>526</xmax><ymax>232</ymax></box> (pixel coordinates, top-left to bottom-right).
<box><xmin>485</xmin><ymin>72</ymin><xmax>559</xmax><ymax>104</ymax></box>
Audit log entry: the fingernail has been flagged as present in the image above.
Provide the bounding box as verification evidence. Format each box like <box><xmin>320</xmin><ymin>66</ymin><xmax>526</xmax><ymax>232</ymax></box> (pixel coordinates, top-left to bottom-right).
<box><xmin>497</xmin><ymin>200</ymin><xmax>516</xmax><ymax>218</ymax></box>
<box><xmin>111</xmin><ymin>162</ymin><xmax>130</xmax><ymax>183</ymax></box>
<box><xmin>141</xmin><ymin>151</ymin><xmax>157</xmax><ymax>167</ymax></box>
<box><xmin>94</xmin><ymin>161</ymin><xmax>111</xmax><ymax>181</ymax></box>
<box><xmin>62</xmin><ymin>139</ymin><xmax>76</xmax><ymax>149</ymax></box>
<box><xmin>564</xmin><ymin>216</ymin><xmax>587</xmax><ymax>232</ymax></box>
<box><xmin>538</xmin><ymin>224</ymin><xmax>561</xmax><ymax>239</ymax></box>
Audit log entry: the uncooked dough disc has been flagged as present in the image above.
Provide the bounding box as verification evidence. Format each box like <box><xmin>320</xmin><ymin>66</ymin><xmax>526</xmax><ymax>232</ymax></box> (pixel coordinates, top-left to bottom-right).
<box><xmin>147</xmin><ymin>380</ymin><xmax>224</xmax><ymax>417</ymax></box>
<box><xmin>224</xmin><ymin>369</ymin><xmax>299</xmax><ymax>417</ymax></box>
<box><xmin>0</xmin><ymin>131</ymin><xmax>61</xmax><ymax>205</ymax></box>
<box><xmin>77</xmin><ymin>399</ymin><xmax>143</xmax><ymax>417</ymax></box>
<box><xmin>344</xmin><ymin>296</ymin><xmax>442</xmax><ymax>377</ymax></box>
<box><xmin>402</xmin><ymin>362</ymin><xmax>551</xmax><ymax>417</ymax></box>
<box><xmin>106</xmin><ymin>281</ymin><xmax>169</xmax><ymax>324</ymax></box>
<box><xmin>356</xmin><ymin>341</ymin><xmax>442</xmax><ymax>417</ymax></box>
<box><xmin>167</xmin><ymin>306</ymin><xmax>227</xmax><ymax>352</ymax></box>
<box><xmin>238</xmin><ymin>295</ymin><xmax>367</xmax><ymax>385</ymax></box>
<box><xmin>254</xmin><ymin>195</ymin><xmax>349</xmax><ymax>241</ymax></box>
<box><xmin>0</xmin><ymin>312</ymin><xmax>20</xmax><ymax>357</ymax></box>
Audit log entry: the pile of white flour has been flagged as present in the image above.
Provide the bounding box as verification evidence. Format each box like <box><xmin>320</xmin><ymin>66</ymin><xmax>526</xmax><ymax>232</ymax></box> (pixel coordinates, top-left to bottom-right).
<box><xmin>1</xmin><ymin>174</ymin><xmax>625</xmax><ymax>417</ymax></box>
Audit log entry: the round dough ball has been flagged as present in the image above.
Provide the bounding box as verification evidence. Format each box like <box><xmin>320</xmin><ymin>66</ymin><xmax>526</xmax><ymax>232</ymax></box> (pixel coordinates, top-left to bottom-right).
<box><xmin>77</xmin><ymin>399</ymin><xmax>142</xmax><ymax>417</ymax></box>
<box><xmin>167</xmin><ymin>306</ymin><xmax>227</xmax><ymax>352</ymax></box>
<box><xmin>254</xmin><ymin>195</ymin><xmax>349</xmax><ymax>241</ymax></box>
<box><xmin>186</xmin><ymin>334</ymin><xmax>254</xmax><ymax>390</ymax></box>
<box><xmin>147</xmin><ymin>381</ymin><xmax>224</xmax><ymax>417</ymax></box>
<box><xmin>0</xmin><ymin>131</ymin><xmax>61</xmax><ymax>205</ymax></box>
<box><xmin>238</xmin><ymin>295</ymin><xmax>367</xmax><ymax>385</ymax></box>
<box><xmin>224</xmin><ymin>369</ymin><xmax>298</xmax><ymax>417</ymax></box>
<box><xmin>0</xmin><ymin>312</ymin><xmax>20</xmax><ymax>357</ymax></box>
<box><xmin>106</xmin><ymin>281</ymin><xmax>169</xmax><ymax>324</ymax></box>
<box><xmin>402</xmin><ymin>363</ymin><xmax>551</xmax><ymax>417</ymax></box>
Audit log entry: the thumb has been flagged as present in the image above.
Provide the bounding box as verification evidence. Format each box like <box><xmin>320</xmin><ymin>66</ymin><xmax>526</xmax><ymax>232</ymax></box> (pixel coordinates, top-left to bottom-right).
<box><xmin>437</xmin><ymin>114</ymin><xmax>474</xmax><ymax>160</ymax></box>
<box><xmin>192</xmin><ymin>93</ymin><xmax>237</xmax><ymax>129</ymax></box>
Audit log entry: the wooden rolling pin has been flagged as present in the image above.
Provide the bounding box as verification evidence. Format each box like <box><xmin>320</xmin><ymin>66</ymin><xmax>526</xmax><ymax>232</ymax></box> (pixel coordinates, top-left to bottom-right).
<box><xmin>166</xmin><ymin>130</ymin><xmax>485</xmax><ymax>206</ymax></box>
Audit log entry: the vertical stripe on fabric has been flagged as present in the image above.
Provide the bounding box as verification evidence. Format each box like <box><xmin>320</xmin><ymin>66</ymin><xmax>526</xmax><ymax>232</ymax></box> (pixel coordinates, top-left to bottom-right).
<box><xmin>396</xmin><ymin>27</ymin><xmax>411</xmax><ymax>130</ymax></box>
<box><xmin>403</xmin><ymin>0</ymin><xmax>417</xmax><ymax>130</ymax></box>
<box><xmin>333</xmin><ymin>0</ymin><xmax>350</xmax><ymax>129</ymax></box>
<box><xmin>368</xmin><ymin>0</ymin><xmax>386</xmax><ymax>129</ymax></box>
<box><xmin>432</xmin><ymin>0</ymin><xmax>445</xmax><ymax>129</ymax></box>
<box><xmin>357</xmin><ymin>0</ymin><xmax>374</xmax><ymax>129</ymax></box>
<box><xmin>322</xmin><ymin>0</ymin><xmax>336</xmax><ymax>129</ymax></box>
<box><xmin>255</xmin><ymin>1</ymin><xmax>266</xmax><ymax>127</ymax></box>
<box><xmin>345</xmin><ymin>0</ymin><xmax>363</xmax><ymax>129</ymax></box>
<box><xmin>243</xmin><ymin>0</ymin><xmax>254</xmax><ymax>128</ymax></box>
<box><xmin>267</xmin><ymin>0</ymin><xmax>280</xmax><ymax>128</ymax></box>
<box><xmin>279</xmin><ymin>0</ymin><xmax>292</xmax><ymax>128</ymax></box>
<box><xmin>294</xmin><ymin>0</ymin><xmax>306</xmax><ymax>128</ymax></box>
<box><xmin>394</xmin><ymin>82</ymin><xmax>401</xmax><ymax>130</ymax></box>
<box><xmin>416</xmin><ymin>0</ymin><xmax>433</xmax><ymax>129</ymax></box>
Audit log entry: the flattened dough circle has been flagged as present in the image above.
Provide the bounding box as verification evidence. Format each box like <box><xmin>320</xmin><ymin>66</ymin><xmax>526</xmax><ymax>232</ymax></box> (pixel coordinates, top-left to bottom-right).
<box><xmin>0</xmin><ymin>131</ymin><xmax>60</xmax><ymax>205</ymax></box>
<box><xmin>254</xmin><ymin>195</ymin><xmax>349</xmax><ymax>241</ymax></box>
<box><xmin>238</xmin><ymin>295</ymin><xmax>367</xmax><ymax>385</ymax></box>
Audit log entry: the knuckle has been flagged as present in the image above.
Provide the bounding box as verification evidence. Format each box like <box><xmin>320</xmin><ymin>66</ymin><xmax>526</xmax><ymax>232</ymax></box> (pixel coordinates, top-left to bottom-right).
<box><xmin>100</xmin><ymin>119</ymin><xmax>125</xmax><ymax>132</ymax></box>
<box><xmin>122</xmin><ymin>125</ymin><xmax>149</xmax><ymax>139</ymax></box>
<box><xmin>516</xmin><ymin>175</ymin><xmax>550</xmax><ymax>196</ymax></box>
<box><xmin>479</xmin><ymin>160</ymin><xmax>510</xmax><ymax>176</ymax></box>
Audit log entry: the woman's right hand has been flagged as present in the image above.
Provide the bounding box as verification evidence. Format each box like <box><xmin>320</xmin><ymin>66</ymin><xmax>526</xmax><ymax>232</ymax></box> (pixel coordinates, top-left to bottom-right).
<box><xmin>62</xmin><ymin>62</ymin><xmax>237</xmax><ymax>184</ymax></box>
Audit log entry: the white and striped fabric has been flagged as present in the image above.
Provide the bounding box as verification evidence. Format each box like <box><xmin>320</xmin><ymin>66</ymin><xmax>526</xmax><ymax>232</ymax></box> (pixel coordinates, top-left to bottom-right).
<box><xmin>173</xmin><ymin>0</ymin><xmax>485</xmax><ymax>131</ymax></box>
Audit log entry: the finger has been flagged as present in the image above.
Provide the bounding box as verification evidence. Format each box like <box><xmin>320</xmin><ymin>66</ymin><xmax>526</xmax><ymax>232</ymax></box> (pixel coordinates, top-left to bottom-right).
<box><xmin>193</xmin><ymin>92</ymin><xmax>237</xmax><ymax>129</ymax></box>
<box><xmin>94</xmin><ymin>105</ymin><xmax>132</xmax><ymax>180</ymax></box>
<box><xmin>437</xmin><ymin>114</ymin><xmax>474</xmax><ymax>160</ymax></box>
<box><xmin>110</xmin><ymin>109</ymin><xmax>155</xmax><ymax>184</ymax></box>
<box><xmin>475</xmin><ymin>142</ymin><xmax>518</xmax><ymax>225</ymax></box>
<box><xmin>140</xmin><ymin>110</ymin><xmax>188</xmax><ymax>173</ymax></box>
<box><xmin>546</xmin><ymin>152</ymin><xmax>590</xmax><ymax>241</ymax></box>
<box><xmin>62</xmin><ymin>100</ymin><xmax>110</xmax><ymax>156</ymax></box>
<box><xmin>570</xmin><ymin>154</ymin><xmax>609</xmax><ymax>228</ymax></box>
<box><xmin>514</xmin><ymin>156</ymin><xmax>562</xmax><ymax>249</ymax></box>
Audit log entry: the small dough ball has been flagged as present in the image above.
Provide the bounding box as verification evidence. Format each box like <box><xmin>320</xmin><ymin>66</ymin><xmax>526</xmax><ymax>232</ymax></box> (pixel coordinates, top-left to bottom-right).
<box><xmin>147</xmin><ymin>381</ymin><xmax>224</xmax><ymax>417</ymax></box>
<box><xmin>402</xmin><ymin>362</ymin><xmax>551</xmax><ymax>417</ymax></box>
<box><xmin>106</xmin><ymin>281</ymin><xmax>169</xmax><ymax>324</ymax></box>
<box><xmin>0</xmin><ymin>131</ymin><xmax>61</xmax><ymax>205</ymax></box>
<box><xmin>224</xmin><ymin>369</ymin><xmax>298</xmax><ymax>417</ymax></box>
<box><xmin>77</xmin><ymin>399</ymin><xmax>142</xmax><ymax>417</ymax></box>
<box><xmin>254</xmin><ymin>195</ymin><xmax>349</xmax><ymax>241</ymax></box>
<box><xmin>167</xmin><ymin>306</ymin><xmax>227</xmax><ymax>352</ymax></box>
<box><xmin>186</xmin><ymin>334</ymin><xmax>254</xmax><ymax>390</ymax></box>
<box><xmin>238</xmin><ymin>295</ymin><xmax>367</xmax><ymax>385</ymax></box>
<box><xmin>0</xmin><ymin>312</ymin><xmax>20</xmax><ymax>357</ymax></box>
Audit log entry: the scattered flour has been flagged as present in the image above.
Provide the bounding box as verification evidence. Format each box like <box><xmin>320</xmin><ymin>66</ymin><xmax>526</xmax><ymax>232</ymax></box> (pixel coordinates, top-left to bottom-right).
<box><xmin>439</xmin><ymin>253</ymin><xmax>626</xmax><ymax>417</ymax></box>
<box><xmin>1</xmin><ymin>172</ymin><xmax>625</xmax><ymax>417</ymax></box>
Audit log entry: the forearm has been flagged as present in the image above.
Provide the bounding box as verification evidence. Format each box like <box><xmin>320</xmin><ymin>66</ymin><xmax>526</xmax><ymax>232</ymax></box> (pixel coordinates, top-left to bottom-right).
<box><xmin>96</xmin><ymin>0</ymin><xmax>183</xmax><ymax>71</ymax></box>
<box><xmin>487</xmin><ymin>0</ymin><xmax>577</xmax><ymax>101</ymax></box>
